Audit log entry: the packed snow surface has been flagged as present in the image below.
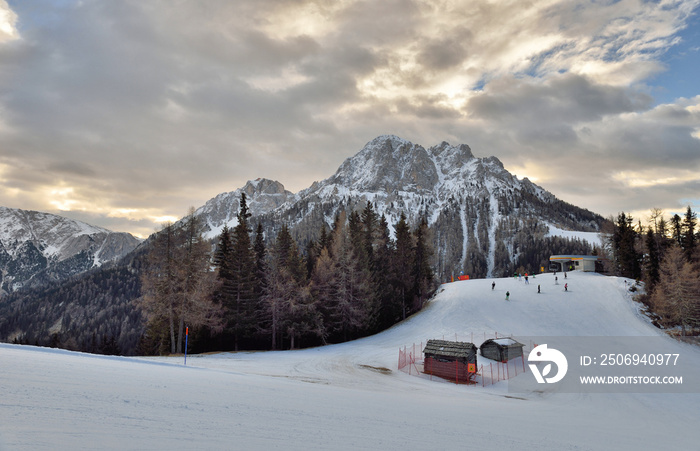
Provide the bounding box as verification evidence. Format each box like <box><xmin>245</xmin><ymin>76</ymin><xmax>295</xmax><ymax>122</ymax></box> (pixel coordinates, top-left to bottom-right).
<box><xmin>2</xmin><ymin>272</ymin><xmax>699</xmax><ymax>450</ymax></box>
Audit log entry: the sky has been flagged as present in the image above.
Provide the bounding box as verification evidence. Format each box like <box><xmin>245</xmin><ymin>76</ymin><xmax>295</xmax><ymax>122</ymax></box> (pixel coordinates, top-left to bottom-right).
<box><xmin>0</xmin><ymin>0</ymin><xmax>699</xmax><ymax>238</ymax></box>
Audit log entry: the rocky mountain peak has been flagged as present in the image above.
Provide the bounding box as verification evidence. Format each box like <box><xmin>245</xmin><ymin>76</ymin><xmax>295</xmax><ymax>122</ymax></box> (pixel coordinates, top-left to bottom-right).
<box><xmin>196</xmin><ymin>179</ymin><xmax>293</xmax><ymax>240</ymax></box>
<box><xmin>324</xmin><ymin>136</ymin><xmax>439</xmax><ymax>194</ymax></box>
<box><xmin>243</xmin><ymin>178</ymin><xmax>288</xmax><ymax>197</ymax></box>
<box><xmin>186</xmin><ymin>134</ymin><xmax>604</xmax><ymax>279</ymax></box>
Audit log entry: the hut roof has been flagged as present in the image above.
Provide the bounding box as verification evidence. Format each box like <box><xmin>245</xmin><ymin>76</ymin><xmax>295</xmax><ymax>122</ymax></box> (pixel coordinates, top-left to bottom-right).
<box><xmin>481</xmin><ymin>337</ymin><xmax>524</xmax><ymax>349</ymax></box>
<box><xmin>423</xmin><ymin>340</ymin><xmax>476</xmax><ymax>358</ymax></box>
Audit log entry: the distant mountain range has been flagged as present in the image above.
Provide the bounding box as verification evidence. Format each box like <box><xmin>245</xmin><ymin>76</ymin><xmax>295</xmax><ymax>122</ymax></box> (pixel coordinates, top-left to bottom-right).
<box><xmin>0</xmin><ymin>206</ymin><xmax>141</xmax><ymax>294</ymax></box>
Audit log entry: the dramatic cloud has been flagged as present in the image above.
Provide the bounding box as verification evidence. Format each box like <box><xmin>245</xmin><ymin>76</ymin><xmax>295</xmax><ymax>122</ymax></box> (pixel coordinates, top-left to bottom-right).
<box><xmin>0</xmin><ymin>0</ymin><xmax>698</xmax><ymax>236</ymax></box>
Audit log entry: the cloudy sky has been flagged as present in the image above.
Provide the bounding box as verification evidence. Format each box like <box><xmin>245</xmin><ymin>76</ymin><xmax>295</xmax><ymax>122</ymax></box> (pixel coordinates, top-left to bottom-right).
<box><xmin>1</xmin><ymin>0</ymin><xmax>699</xmax><ymax>238</ymax></box>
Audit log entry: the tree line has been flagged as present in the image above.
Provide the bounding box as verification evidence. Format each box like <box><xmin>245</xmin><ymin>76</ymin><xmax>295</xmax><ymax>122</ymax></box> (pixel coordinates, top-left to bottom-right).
<box><xmin>138</xmin><ymin>196</ymin><xmax>437</xmax><ymax>354</ymax></box>
<box><xmin>0</xmin><ymin>261</ymin><xmax>144</xmax><ymax>355</ymax></box>
<box><xmin>607</xmin><ymin>206</ymin><xmax>700</xmax><ymax>335</ymax></box>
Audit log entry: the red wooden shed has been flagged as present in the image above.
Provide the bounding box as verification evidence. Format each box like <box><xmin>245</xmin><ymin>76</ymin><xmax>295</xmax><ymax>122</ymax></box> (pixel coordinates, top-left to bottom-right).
<box><xmin>423</xmin><ymin>339</ymin><xmax>477</xmax><ymax>383</ymax></box>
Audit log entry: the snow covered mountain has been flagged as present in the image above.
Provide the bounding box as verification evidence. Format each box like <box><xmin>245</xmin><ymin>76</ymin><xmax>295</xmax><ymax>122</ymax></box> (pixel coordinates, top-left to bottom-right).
<box><xmin>194</xmin><ymin>135</ymin><xmax>606</xmax><ymax>279</ymax></box>
<box><xmin>0</xmin><ymin>207</ymin><xmax>141</xmax><ymax>294</ymax></box>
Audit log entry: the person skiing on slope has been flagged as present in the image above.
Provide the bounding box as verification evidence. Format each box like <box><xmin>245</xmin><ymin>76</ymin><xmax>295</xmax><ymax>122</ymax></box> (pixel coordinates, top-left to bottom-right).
<box><xmin>506</xmin><ymin>291</ymin><xmax>510</xmax><ymax>301</ymax></box>
<box><xmin>492</xmin><ymin>281</ymin><xmax>496</xmax><ymax>290</ymax></box>
<box><xmin>537</xmin><ymin>284</ymin><xmax>541</xmax><ymax>293</ymax></box>
<box><xmin>565</xmin><ymin>283</ymin><xmax>568</xmax><ymax>292</ymax></box>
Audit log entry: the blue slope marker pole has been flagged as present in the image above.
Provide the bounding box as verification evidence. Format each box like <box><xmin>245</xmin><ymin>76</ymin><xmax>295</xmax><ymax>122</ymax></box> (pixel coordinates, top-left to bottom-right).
<box><xmin>184</xmin><ymin>326</ymin><xmax>189</xmax><ymax>366</ymax></box>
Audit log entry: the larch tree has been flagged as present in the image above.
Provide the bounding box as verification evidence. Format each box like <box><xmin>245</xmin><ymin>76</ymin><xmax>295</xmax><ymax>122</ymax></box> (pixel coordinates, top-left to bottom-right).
<box><xmin>309</xmin><ymin>246</ymin><xmax>334</xmax><ymax>344</ymax></box>
<box><xmin>327</xmin><ymin>212</ymin><xmax>371</xmax><ymax>342</ymax></box>
<box><xmin>140</xmin><ymin>211</ymin><xmax>222</xmax><ymax>355</ymax></box>
<box><xmin>650</xmin><ymin>244</ymin><xmax>700</xmax><ymax>336</ymax></box>
<box><xmin>262</xmin><ymin>224</ymin><xmax>309</xmax><ymax>349</ymax></box>
<box><xmin>139</xmin><ymin>222</ymin><xmax>179</xmax><ymax>354</ymax></box>
<box><xmin>176</xmin><ymin>208</ymin><xmax>222</xmax><ymax>354</ymax></box>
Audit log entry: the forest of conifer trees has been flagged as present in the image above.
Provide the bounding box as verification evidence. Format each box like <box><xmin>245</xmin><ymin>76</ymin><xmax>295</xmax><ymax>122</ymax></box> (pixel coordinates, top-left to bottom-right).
<box><xmin>138</xmin><ymin>195</ymin><xmax>438</xmax><ymax>353</ymax></box>
<box><xmin>607</xmin><ymin>206</ymin><xmax>700</xmax><ymax>335</ymax></box>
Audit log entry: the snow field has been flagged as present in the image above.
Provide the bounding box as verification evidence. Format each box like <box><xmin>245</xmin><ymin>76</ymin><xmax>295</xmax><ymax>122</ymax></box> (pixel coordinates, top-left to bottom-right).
<box><xmin>2</xmin><ymin>271</ymin><xmax>699</xmax><ymax>450</ymax></box>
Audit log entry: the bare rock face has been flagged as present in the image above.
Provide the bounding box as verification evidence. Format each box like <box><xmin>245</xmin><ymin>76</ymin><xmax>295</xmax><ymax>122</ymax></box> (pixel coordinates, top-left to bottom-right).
<box><xmin>195</xmin><ymin>178</ymin><xmax>294</xmax><ymax>239</ymax></box>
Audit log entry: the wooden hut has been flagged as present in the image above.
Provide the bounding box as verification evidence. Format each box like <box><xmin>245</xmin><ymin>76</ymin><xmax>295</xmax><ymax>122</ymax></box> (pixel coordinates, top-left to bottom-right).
<box><xmin>423</xmin><ymin>339</ymin><xmax>477</xmax><ymax>383</ymax></box>
<box><xmin>479</xmin><ymin>338</ymin><xmax>525</xmax><ymax>362</ymax></box>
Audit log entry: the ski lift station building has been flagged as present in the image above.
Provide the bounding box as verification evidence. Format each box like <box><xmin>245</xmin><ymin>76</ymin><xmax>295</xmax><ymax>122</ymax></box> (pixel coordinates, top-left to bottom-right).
<box><xmin>549</xmin><ymin>255</ymin><xmax>599</xmax><ymax>272</ymax></box>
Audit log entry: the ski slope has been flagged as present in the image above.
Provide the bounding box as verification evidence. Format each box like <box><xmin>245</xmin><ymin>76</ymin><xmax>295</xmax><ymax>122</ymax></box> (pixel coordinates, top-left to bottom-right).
<box><xmin>2</xmin><ymin>272</ymin><xmax>699</xmax><ymax>450</ymax></box>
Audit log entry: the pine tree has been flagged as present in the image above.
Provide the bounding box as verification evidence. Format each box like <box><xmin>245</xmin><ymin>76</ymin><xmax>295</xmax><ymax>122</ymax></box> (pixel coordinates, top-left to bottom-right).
<box><xmin>412</xmin><ymin>216</ymin><xmax>436</xmax><ymax>312</ymax></box>
<box><xmin>682</xmin><ymin>206</ymin><xmax>697</xmax><ymax>263</ymax></box>
<box><xmin>644</xmin><ymin>227</ymin><xmax>660</xmax><ymax>288</ymax></box>
<box><xmin>374</xmin><ymin>214</ymin><xmax>395</xmax><ymax>330</ymax></box>
<box><xmin>392</xmin><ymin>212</ymin><xmax>414</xmax><ymax>320</ymax></box>
<box><xmin>213</xmin><ymin>226</ymin><xmax>234</xmax><ymax>308</ymax></box>
<box><xmin>612</xmin><ymin>212</ymin><xmax>641</xmax><ymax>280</ymax></box>
<box><xmin>671</xmin><ymin>214</ymin><xmax>683</xmax><ymax>246</ymax></box>
<box><xmin>226</xmin><ymin>193</ymin><xmax>257</xmax><ymax>350</ymax></box>
<box><xmin>253</xmin><ymin>222</ymin><xmax>268</xmax><ymax>312</ymax></box>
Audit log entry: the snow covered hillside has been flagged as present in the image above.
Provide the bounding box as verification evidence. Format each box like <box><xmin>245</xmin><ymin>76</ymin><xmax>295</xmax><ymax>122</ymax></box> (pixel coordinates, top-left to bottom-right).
<box><xmin>2</xmin><ymin>272</ymin><xmax>699</xmax><ymax>450</ymax></box>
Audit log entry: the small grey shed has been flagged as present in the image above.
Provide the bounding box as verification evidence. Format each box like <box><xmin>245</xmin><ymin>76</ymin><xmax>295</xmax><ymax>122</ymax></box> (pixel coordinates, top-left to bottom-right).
<box><xmin>479</xmin><ymin>337</ymin><xmax>525</xmax><ymax>362</ymax></box>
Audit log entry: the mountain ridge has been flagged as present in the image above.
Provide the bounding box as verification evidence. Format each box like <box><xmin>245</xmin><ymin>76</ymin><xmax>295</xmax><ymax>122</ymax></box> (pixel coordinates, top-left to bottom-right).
<box><xmin>0</xmin><ymin>206</ymin><xmax>142</xmax><ymax>294</ymax></box>
<box><xmin>191</xmin><ymin>135</ymin><xmax>605</xmax><ymax>279</ymax></box>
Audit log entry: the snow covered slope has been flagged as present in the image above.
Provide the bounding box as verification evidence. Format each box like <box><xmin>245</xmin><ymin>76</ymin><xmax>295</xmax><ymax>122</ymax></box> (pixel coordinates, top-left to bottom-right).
<box><xmin>2</xmin><ymin>272</ymin><xmax>699</xmax><ymax>450</ymax></box>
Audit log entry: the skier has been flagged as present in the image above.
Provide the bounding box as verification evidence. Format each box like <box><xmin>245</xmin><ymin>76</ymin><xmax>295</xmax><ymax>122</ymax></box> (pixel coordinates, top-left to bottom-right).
<box><xmin>565</xmin><ymin>283</ymin><xmax>568</xmax><ymax>292</ymax></box>
<box><xmin>555</xmin><ymin>276</ymin><xmax>558</xmax><ymax>285</ymax></box>
<box><xmin>524</xmin><ymin>275</ymin><xmax>529</xmax><ymax>285</ymax></box>
<box><xmin>505</xmin><ymin>291</ymin><xmax>510</xmax><ymax>301</ymax></box>
<box><xmin>537</xmin><ymin>284</ymin><xmax>541</xmax><ymax>294</ymax></box>
<box><xmin>492</xmin><ymin>281</ymin><xmax>496</xmax><ymax>290</ymax></box>
<box><xmin>564</xmin><ymin>272</ymin><xmax>567</xmax><ymax>279</ymax></box>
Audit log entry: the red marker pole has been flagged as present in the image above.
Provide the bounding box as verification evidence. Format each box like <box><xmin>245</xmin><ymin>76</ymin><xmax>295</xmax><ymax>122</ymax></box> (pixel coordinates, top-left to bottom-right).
<box><xmin>184</xmin><ymin>327</ymin><xmax>189</xmax><ymax>366</ymax></box>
